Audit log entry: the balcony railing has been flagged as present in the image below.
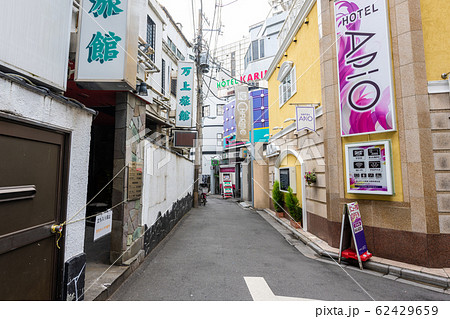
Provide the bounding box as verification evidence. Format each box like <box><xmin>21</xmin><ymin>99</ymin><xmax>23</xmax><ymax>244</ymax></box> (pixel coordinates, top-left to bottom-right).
<box><xmin>277</xmin><ymin>0</ymin><xmax>307</xmax><ymax>46</ymax></box>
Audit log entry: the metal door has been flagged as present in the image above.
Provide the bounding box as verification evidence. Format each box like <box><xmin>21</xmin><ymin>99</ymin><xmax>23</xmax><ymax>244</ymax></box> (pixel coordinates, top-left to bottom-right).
<box><xmin>0</xmin><ymin>117</ymin><xmax>68</xmax><ymax>300</ymax></box>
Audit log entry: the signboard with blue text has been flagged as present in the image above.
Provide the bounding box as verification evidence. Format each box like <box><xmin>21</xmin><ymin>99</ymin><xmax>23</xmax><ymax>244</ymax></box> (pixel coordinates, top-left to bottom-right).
<box><xmin>295</xmin><ymin>105</ymin><xmax>316</xmax><ymax>131</ymax></box>
<box><xmin>176</xmin><ymin>62</ymin><xmax>195</xmax><ymax>127</ymax></box>
<box><xmin>75</xmin><ymin>0</ymin><xmax>138</xmax><ymax>90</ymax></box>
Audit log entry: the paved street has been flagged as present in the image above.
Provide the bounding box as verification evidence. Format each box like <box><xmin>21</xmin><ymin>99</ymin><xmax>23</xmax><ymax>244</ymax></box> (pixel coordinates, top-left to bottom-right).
<box><xmin>110</xmin><ymin>196</ymin><xmax>450</xmax><ymax>301</ymax></box>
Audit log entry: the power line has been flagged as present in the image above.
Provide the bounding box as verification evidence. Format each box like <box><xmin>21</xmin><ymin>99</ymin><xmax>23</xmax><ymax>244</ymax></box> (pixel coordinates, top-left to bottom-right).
<box><xmin>202</xmin><ymin>73</ymin><xmax>227</xmax><ymax>101</ymax></box>
<box><xmin>219</xmin><ymin>0</ymin><xmax>238</xmax><ymax>7</ymax></box>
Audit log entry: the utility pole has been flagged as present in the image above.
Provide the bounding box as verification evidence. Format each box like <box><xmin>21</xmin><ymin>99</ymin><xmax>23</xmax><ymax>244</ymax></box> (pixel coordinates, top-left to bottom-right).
<box><xmin>193</xmin><ymin>4</ymin><xmax>203</xmax><ymax>208</ymax></box>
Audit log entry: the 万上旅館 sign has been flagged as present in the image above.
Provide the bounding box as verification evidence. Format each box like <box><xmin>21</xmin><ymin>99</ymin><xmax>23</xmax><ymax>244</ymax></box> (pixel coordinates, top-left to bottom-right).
<box><xmin>176</xmin><ymin>62</ymin><xmax>195</xmax><ymax>127</ymax></box>
<box><xmin>334</xmin><ymin>0</ymin><xmax>396</xmax><ymax>136</ymax></box>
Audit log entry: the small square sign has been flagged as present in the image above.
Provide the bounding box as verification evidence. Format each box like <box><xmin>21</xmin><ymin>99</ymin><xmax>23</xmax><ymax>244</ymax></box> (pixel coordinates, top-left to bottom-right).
<box><xmin>94</xmin><ymin>209</ymin><xmax>113</xmax><ymax>241</ymax></box>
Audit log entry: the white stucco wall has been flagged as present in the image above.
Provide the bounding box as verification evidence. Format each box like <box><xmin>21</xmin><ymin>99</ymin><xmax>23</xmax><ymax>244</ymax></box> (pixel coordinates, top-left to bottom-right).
<box><xmin>142</xmin><ymin>141</ymin><xmax>194</xmax><ymax>227</ymax></box>
<box><xmin>0</xmin><ymin>76</ymin><xmax>94</xmax><ymax>262</ymax></box>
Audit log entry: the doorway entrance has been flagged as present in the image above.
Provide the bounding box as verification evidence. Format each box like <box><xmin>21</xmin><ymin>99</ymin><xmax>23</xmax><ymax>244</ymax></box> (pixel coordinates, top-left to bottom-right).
<box><xmin>0</xmin><ymin>116</ymin><xmax>68</xmax><ymax>300</ymax></box>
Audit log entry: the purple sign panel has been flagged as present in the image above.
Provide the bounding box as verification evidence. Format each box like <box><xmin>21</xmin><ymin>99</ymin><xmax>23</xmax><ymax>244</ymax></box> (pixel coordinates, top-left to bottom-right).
<box><xmin>347</xmin><ymin>202</ymin><xmax>368</xmax><ymax>255</ymax></box>
<box><xmin>334</xmin><ymin>0</ymin><xmax>396</xmax><ymax>136</ymax></box>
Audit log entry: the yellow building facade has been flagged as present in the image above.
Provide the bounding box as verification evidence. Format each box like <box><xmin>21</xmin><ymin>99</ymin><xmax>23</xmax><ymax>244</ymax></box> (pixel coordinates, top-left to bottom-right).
<box><xmin>262</xmin><ymin>0</ymin><xmax>450</xmax><ymax>268</ymax></box>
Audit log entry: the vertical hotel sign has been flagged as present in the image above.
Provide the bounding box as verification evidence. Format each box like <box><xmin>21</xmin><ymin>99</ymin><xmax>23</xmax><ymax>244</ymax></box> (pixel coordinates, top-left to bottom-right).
<box><xmin>76</xmin><ymin>0</ymin><xmax>137</xmax><ymax>89</ymax></box>
<box><xmin>235</xmin><ymin>85</ymin><xmax>251</xmax><ymax>141</ymax></box>
<box><xmin>334</xmin><ymin>0</ymin><xmax>396</xmax><ymax>136</ymax></box>
<box><xmin>176</xmin><ymin>62</ymin><xmax>195</xmax><ymax>127</ymax></box>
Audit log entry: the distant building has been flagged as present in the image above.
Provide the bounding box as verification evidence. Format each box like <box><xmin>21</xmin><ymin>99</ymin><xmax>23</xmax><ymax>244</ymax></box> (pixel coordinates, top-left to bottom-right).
<box><xmin>219</xmin><ymin>6</ymin><xmax>287</xmax><ymax>201</ymax></box>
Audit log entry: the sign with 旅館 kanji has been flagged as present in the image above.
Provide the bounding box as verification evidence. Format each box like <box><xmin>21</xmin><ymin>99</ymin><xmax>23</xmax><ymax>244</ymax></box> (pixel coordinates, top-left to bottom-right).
<box><xmin>75</xmin><ymin>0</ymin><xmax>138</xmax><ymax>89</ymax></box>
<box><xmin>176</xmin><ymin>62</ymin><xmax>195</xmax><ymax>127</ymax></box>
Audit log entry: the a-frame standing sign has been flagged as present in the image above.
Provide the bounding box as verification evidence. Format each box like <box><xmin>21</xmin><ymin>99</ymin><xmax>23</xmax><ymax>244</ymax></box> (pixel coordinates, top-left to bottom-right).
<box><xmin>338</xmin><ymin>202</ymin><xmax>372</xmax><ymax>270</ymax></box>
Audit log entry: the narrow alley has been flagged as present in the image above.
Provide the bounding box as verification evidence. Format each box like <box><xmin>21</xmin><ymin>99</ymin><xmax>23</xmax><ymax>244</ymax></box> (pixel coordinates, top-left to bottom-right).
<box><xmin>109</xmin><ymin>197</ymin><xmax>450</xmax><ymax>301</ymax></box>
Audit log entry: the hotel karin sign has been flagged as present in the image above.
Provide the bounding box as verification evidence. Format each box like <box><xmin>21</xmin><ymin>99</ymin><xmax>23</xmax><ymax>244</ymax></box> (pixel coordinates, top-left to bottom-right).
<box><xmin>217</xmin><ymin>70</ymin><xmax>268</xmax><ymax>89</ymax></box>
<box><xmin>334</xmin><ymin>0</ymin><xmax>396</xmax><ymax>136</ymax></box>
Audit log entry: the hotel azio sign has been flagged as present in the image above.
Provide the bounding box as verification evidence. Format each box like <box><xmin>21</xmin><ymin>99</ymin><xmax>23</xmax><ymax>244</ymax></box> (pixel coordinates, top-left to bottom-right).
<box><xmin>334</xmin><ymin>0</ymin><xmax>396</xmax><ymax>136</ymax></box>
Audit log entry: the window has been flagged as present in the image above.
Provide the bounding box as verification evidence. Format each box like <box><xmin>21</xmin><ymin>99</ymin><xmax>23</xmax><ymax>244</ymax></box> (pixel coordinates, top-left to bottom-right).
<box><xmin>203</xmin><ymin>105</ymin><xmax>210</xmax><ymax>117</ymax></box>
<box><xmin>161</xmin><ymin>59</ymin><xmax>166</xmax><ymax>95</ymax></box>
<box><xmin>279</xmin><ymin>167</ymin><xmax>297</xmax><ymax>193</ymax></box>
<box><xmin>244</xmin><ymin>47</ymin><xmax>251</xmax><ymax>69</ymax></box>
<box><xmin>176</xmin><ymin>49</ymin><xmax>185</xmax><ymax>61</ymax></box>
<box><xmin>252</xmin><ymin>40</ymin><xmax>259</xmax><ymax>61</ymax></box>
<box><xmin>260</xmin><ymin>39</ymin><xmax>265</xmax><ymax>58</ymax></box>
<box><xmin>230</xmin><ymin>51</ymin><xmax>236</xmax><ymax>77</ymax></box>
<box><xmin>167</xmin><ymin>37</ymin><xmax>176</xmax><ymax>54</ymax></box>
<box><xmin>217</xmin><ymin>104</ymin><xmax>224</xmax><ymax>116</ymax></box>
<box><xmin>146</xmin><ymin>16</ymin><xmax>156</xmax><ymax>61</ymax></box>
<box><xmin>170</xmin><ymin>77</ymin><xmax>177</xmax><ymax>96</ymax></box>
<box><xmin>279</xmin><ymin>66</ymin><xmax>296</xmax><ymax>107</ymax></box>
<box><xmin>216</xmin><ymin>133</ymin><xmax>223</xmax><ymax>146</ymax></box>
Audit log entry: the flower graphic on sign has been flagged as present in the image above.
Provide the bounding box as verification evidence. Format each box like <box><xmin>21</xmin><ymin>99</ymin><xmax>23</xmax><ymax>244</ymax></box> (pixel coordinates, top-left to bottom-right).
<box><xmin>89</xmin><ymin>0</ymin><xmax>124</xmax><ymax>19</ymax></box>
<box><xmin>335</xmin><ymin>0</ymin><xmax>394</xmax><ymax>136</ymax></box>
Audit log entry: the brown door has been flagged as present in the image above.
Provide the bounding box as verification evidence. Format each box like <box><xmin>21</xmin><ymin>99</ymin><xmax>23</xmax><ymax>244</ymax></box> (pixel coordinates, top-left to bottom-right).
<box><xmin>0</xmin><ymin>117</ymin><xmax>68</xmax><ymax>300</ymax></box>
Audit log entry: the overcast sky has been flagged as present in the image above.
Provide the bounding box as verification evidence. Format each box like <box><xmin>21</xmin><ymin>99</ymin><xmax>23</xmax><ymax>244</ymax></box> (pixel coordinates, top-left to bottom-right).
<box><xmin>158</xmin><ymin>0</ymin><xmax>273</xmax><ymax>48</ymax></box>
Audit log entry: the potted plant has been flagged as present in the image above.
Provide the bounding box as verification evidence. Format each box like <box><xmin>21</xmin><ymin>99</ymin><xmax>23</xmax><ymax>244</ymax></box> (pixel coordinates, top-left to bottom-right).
<box><xmin>284</xmin><ymin>186</ymin><xmax>302</xmax><ymax>228</ymax></box>
<box><xmin>304</xmin><ymin>171</ymin><xmax>317</xmax><ymax>186</ymax></box>
<box><xmin>272</xmin><ymin>180</ymin><xmax>284</xmax><ymax>217</ymax></box>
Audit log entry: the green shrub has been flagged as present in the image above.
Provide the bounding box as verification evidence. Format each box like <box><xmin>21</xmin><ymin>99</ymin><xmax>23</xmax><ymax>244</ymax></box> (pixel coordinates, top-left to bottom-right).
<box><xmin>284</xmin><ymin>186</ymin><xmax>302</xmax><ymax>222</ymax></box>
<box><xmin>272</xmin><ymin>180</ymin><xmax>284</xmax><ymax>212</ymax></box>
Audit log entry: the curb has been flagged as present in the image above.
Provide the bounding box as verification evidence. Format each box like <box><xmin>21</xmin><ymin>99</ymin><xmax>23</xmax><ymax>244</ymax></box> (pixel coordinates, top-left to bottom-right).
<box><xmin>91</xmin><ymin>249</ymin><xmax>146</xmax><ymax>301</ymax></box>
<box><xmin>261</xmin><ymin>208</ymin><xmax>450</xmax><ymax>290</ymax></box>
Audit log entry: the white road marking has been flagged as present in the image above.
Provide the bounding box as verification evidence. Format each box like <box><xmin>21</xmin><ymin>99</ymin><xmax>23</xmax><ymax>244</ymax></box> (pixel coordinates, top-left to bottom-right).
<box><xmin>244</xmin><ymin>277</ymin><xmax>317</xmax><ymax>301</ymax></box>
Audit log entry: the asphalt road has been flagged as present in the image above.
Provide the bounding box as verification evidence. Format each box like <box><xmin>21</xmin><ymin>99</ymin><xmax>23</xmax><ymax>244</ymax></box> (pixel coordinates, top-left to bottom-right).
<box><xmin>109</xmin><ymin>196</ymin><xmax>450</xmax><ymax>301</ymax></box>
